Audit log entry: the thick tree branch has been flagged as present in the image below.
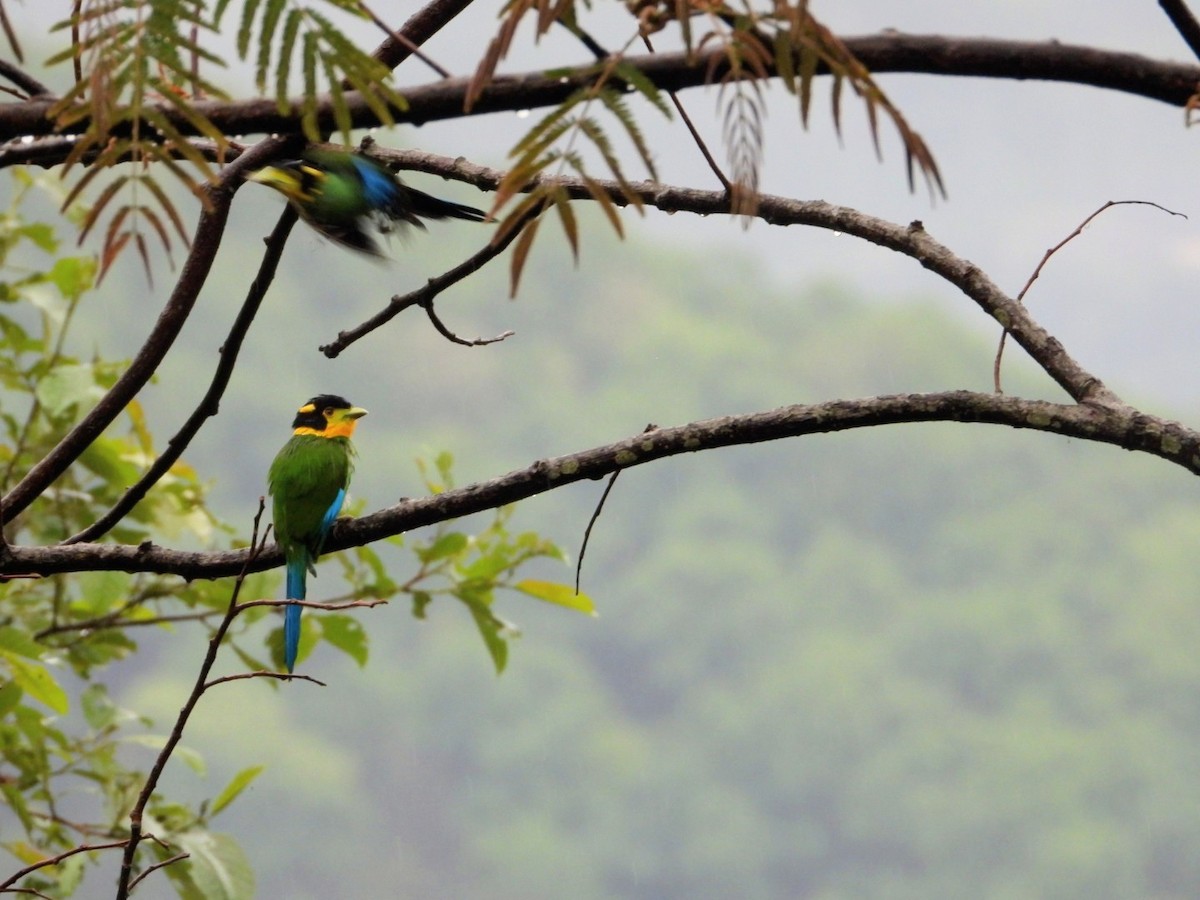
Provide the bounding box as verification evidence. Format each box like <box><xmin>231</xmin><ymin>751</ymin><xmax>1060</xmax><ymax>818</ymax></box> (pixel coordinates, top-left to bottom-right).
<box><xmin>3</xmin><ymin>391</ymin><xmax>1196</xmax><ymax>580</ymax></box>
<box><xmin>0</xmin><ymin>36</ymin><xmax>1196</xmax><ymax>144</ymax></box>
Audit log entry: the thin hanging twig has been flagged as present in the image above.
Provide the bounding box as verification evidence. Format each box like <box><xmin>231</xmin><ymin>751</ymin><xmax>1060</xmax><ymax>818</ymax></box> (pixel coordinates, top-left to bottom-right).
<box><xmin>993</xmin><ymin>199</ymin><xmax>1185</xmax><ymax>393</ymax></box>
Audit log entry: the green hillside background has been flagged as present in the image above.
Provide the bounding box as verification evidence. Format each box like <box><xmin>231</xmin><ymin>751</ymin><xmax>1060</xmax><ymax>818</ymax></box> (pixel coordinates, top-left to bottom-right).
<box><xmin>68</xmin><ymin>205</ymin><xmax>1200</xmax><ymax>898</ymax></box>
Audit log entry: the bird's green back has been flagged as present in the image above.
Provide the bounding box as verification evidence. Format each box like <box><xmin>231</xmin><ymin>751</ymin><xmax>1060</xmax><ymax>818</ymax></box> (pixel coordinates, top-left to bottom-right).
<box><xmin>302</xmin><ymin>151</ymin><xmax>379</xmax><ymax>219</ymax></box>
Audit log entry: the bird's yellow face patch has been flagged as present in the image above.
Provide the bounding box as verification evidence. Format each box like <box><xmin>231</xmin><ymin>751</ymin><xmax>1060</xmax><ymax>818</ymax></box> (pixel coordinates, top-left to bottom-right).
<box><xmin>293</xmin><ymin>404</ymin><xmax>368</xmax><ymax>439</ymax></box>
<box><xmin>249</xmin><ymin>166</ymin><xmax>318</xmax><ymax>203</ymax></box>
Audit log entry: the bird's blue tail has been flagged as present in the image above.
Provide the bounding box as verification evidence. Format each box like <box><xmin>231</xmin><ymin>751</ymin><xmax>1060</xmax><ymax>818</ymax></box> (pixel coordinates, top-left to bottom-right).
<box><xmin>284</xmin><ymin>554</ymin><xmax>306</xmax><ymax>673</ymax></box>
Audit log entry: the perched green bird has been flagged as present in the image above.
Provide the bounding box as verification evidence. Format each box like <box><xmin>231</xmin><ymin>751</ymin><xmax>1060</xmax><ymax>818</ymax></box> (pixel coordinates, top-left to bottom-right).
<box><xmin>249</xmin><ymin>149</ymin><xmax>487</xmax><ymax>256</ymax></box>
<box><xmin>268</xmin><ymin>394</ymin><xmax>368</xmax><ymax>672</ymax></box>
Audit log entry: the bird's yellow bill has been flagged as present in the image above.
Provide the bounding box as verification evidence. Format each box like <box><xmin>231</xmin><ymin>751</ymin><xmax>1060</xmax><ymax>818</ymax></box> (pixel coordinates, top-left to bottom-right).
<box><xmin>248</xmin><ymin>167</ymin><xmax>305</xmax><ymax>200</ymax></box>
<box><xmin>324</xmin><ymin>407</ymin><xmax>368</xmax><ymax>438</ymax></box>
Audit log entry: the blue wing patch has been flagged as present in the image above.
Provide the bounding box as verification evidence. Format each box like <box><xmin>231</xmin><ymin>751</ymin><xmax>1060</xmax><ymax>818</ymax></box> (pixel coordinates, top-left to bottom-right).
<box><xmin>350</xmin><ymin>157</ymin><xmax>397</xmax><ymax>208</ymax></box>
<box><xmin>313</xmin><ymin>487</ymin><xmax>346</xmax><ymax>558</ymax></box>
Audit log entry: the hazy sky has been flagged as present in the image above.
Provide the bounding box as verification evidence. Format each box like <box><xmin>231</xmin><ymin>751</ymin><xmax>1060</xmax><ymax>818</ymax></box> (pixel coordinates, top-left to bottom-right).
<box><xmin>418</xmin><ymin>3</ymin><xmax>1200</xmax><ymax>407</ymax></box>
<box><xmin>4</xmin><ymin>2</ymin><xmax>1198</xmax><ymax>411</ymax></box>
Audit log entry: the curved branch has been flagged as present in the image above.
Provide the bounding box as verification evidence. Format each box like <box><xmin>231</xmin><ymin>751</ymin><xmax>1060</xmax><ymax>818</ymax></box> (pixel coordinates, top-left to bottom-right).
<box><xmin>0</xmin><ymin>840</ymin><xmax>128</xmax><ymax>892</ymax></box>
<box><xmin>0</xmin><ymin>59</ymin><xmax>53</xmax><ymax>98</ymax></box>
<box><xmin>0</xmin><ymin>140</ymin><xmax>293</xmax><ymax>527</ymax></box>
<box><xmin>368</xmin><ymin>0</ymin><xmax>477</xmax><ymax>73</ymax></box>
<box><xmin>319</xmin><ymin>199</ymin><xmax>541</xmax><ymax>357</ymax></box>
<box><xmin>376</xmin><ymin>151</ymin><xmax>1126</xmax><ymax>406</ymax></box>
<box><xmin>3</xmin><ymin>390</ymin><xmax>1196</xmax><ymax>579</ymax></box>
<box><xmin>0</xmin><ymin>35</ymin><xmax>1196</xmax><ymax>144</ymax></box>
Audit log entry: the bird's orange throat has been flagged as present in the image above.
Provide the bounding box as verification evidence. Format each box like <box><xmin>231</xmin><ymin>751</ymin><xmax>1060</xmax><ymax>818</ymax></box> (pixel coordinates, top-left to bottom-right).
<box><xmin>293</xmin><ymin>421</ymin><xmax>359</xmax><ymax>439</ymax></box>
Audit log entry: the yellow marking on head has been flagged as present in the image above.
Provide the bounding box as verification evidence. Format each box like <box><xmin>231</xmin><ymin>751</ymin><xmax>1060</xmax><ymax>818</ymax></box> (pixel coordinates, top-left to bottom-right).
<box><xmin>293</xmin><ymin>405</ymin><xmax>368</xmax><ymax>439</ymax></box>
<box><xmin>249</xmin><ymin>166</ymin><xmax>315</xmax><ymax>203</ymax></box>
<box><xmin>297</xmin><ymin>403</ymin><xmax>316</xmax><ymax>414</ymax></box>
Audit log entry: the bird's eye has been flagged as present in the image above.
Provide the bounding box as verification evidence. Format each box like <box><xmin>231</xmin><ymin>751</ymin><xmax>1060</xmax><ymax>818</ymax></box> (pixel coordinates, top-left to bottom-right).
<box><xmin>323</xmin><ymin>407</ymin><xmax>334</xmax><ymax>417</ymax></box>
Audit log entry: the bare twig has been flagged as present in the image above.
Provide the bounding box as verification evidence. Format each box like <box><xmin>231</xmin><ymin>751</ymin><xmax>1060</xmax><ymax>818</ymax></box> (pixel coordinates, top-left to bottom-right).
<box><xmin>372</xmin><ymin>156</ymin><xmax>1124</xmax><ymax>406</ymax></box>
<box><xmin>0</xmin><ymin>0</ymin><xmax>23</xmax><ymax>64</ymax></box>
<box><xmin>576</xmin><ymin>472</ymin><xmax>621</xmax><ymax>594</ymax></box>
<box><xmin>369</xmin><ymin>0</ymin><xmax>477</xmax><ymax>72</ymax></box>
<box><xmin>114</xmin><ymin>502</ymin><xmax>270</xmax><ymax>900</ymax></box>
<box><xmin>204</xmin><ymin>671</ymin><xmax>326</xmax><ymax>688</ymax></box>
<box><xmin>236</xmin><ymin>596</ymin><xmax>389</xmax><ymax>614</ymax></box>
<box><xmin>993</xmin><ymin>199</ymin><xmax>1185</xmax><ymax>392</ymax></box>
<box><xmin>422</xmin><ymin>300</ymin><xmax>515</xmax><ymax>347</ymax></box>
<box><xmin>320</xmin><ymin>201</ymin><xmax>542</xmax><ymax>357</ymax></box>
<box><xmin>2</xmin><ymin>885</ymin><xmax>55</xmax><ymax>898</ymax></box>
<box><xmin>126</xmin><ymin>852</ymin><xmax>189</xmax><ymax>892</ymax></box>
<box><xmin>559</xmin><ymin>18</ymin><xmax>610</xmax><ymax>60</ymax></box>
<box><xmin>64</xmin><ymin>205</ymin><xmax>300</xmax><ymax>544</ymax></box>
<box><xmin>36</xmin><ymin>607</ymin><xmax>223</xmax><ymax>640</ymax></box>
<box><xmin>575</xmin><ymin>424</ymin><xmax>656</xmax><ymax>592</ymax></box>
<box><xmin>360</xmin><ymin>0</ymin><xmax>452</xmax><ymax>78</ymax></box>
<box><xmin>642</xmin><ymin>33</ymin><xmax>732</xmax><ymax>191</ymax></box>
<box><xmin>1160</xmin><ymin>0</ymin><xmax>1200</xmax><ymax>60</ymax></box>
<box><xmin>0</xmin><ymin>840</ymin><xmax>129</xmax><ymax>892</ymax></box>
<box><xmin>0</xmin><ymin>60</ymin><xmax>50</xmax><ymax>98</ymax></box>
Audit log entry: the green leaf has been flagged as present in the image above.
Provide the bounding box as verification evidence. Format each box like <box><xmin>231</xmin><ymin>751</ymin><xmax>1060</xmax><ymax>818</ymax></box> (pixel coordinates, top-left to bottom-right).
<box><xmin>209</xmin><ymin>765</ymin><xmax>266</xmax><ymax>818</ymax></box>
<box><xmin>18</xmin><ymin>223</ymin><xmax>58</xmax><ymax>252</ymax></box>
<box><xmin>320</xmin><ymin>615</ymin><xmax>369</xmax><ymax>667</ymax></box>
<box><xmin>613</xmin><ymin>61</ymin><xmax>672</xmax><ymax>118</ymax></box>
<box><xmin>35</xmin><ymin>362</ymin><xmax>104</xmax><ymax>416</ymax></box>
<box><xmin>56</xmin><ymin>852</ymin><xmax>87</xmax><ymax>894</ymax></box>
<box><xmin>460</xmin><ymin>548</ymin><xmax>514</xmax><ymax>581</ymax></box>
<box><xmin>411</xmin><ymin>591</ymin><xmax>433</xmax><ymax>619</ymax></box>
<box><xmin>0</xmin><ymin>626</ymin><xmax>45</xmax><ymax>659</ymax></box>
<box><xmin>2</xmin><ymin>792</ymin><xmax>35</xmax><ymax>836</ymax></box>
<box><xmin>74</xmin><ymin>570</ymin><xmax>132</xmax><ymax>615</ymax></box>
<box><xmin>3</xmin><ymin>653</ymin><xmax>68</xmax><ymax>714</ymax></box>
<box><xmin>513</xmin><ymin>579</ymin><xmax>596</xmax><ymax>615</ymax></box>
<box><xmin>0</xmin><ymin>678</ymin><xmax>22</xmax><ymax>718</ymax></box>
<box><xmin>417</xmin><ymin>532</ymin><xmax>468</xmax><ymax>563</ymax></box>
<box><xmin>81</xmin><ymin>683</ymin><xmax>118</xmax><ymax>730</ymax></box>
<box><xmin>461</xmin><ymin>591</ymin><xmax>515</xmax><ymax>674</ymax></box>
<box><xmin>47</xmin><ymin>255</ymin><xmax>97</xmax><ymax>298</ymax></box>
<box><xmin>175</xmin><ymin>831</ymin><xmax>256</xmax><ymax>900</ymax></box>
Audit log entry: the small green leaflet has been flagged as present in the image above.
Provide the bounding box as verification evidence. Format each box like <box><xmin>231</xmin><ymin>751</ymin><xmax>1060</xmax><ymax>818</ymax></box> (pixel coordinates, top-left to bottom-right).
<box><xmin>3</xmin><ymin>653</ymin><xmax>68</xmax><ymax>714</ymax></box>
<box><xmin>514</xmin><ymin>579</ymin><xmax>596</xmax><ymax>616</ymax></box>
<box><xmin>210</xmin><ymin>765</ymin><xmax>266</xmax><ymax>817</ymax></box>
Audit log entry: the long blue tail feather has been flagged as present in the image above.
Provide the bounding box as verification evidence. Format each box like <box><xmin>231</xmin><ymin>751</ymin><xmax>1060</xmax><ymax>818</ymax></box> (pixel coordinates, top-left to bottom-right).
<box><xmin>284</xmin><ymin>554</ymin><xmax>307</xmax><ymax>673</ymax></box>
<box><xmin>281</xmin><ymin>493</ymin><xmax>344</xmax><ymax>672</ymax></box>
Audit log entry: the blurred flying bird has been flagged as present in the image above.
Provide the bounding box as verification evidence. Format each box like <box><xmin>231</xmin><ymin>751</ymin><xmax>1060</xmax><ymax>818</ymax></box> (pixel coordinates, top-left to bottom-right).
<box><xmin>250</xmin><ymin>149</ymin><xmax>486</xmax><ymax>256</ymax></box>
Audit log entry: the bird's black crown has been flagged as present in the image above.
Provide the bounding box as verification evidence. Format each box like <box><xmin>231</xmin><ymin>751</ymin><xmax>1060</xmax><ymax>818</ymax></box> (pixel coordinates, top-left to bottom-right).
<box><xmin>292</xmin><ymin>394</ymin><xmax>354</xmax><ymax>430</ymax></box>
